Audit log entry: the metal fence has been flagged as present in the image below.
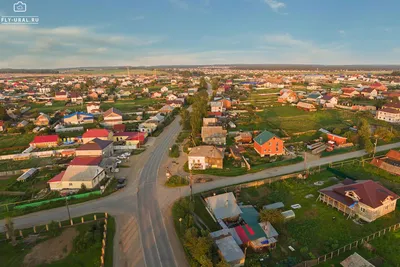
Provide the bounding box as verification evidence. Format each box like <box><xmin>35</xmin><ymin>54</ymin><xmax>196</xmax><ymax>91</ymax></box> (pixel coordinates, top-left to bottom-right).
<box><xmin>295</xmin><ymin>223</ymin><xmax>400</xmax><ymax>267</ymax></box>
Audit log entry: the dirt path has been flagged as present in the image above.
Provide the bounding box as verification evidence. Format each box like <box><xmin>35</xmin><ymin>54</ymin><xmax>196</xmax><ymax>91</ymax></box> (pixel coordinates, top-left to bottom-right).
<box><xmin>23</xmin><ymin>227</ymin><xmax>78</xmax><ymax>267</ymax></box>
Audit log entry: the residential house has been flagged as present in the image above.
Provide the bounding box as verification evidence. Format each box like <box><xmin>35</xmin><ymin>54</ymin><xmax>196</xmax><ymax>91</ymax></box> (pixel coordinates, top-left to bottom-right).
<box><xmin>319</xmin><ymin>95</ymin><xmax>338</xmax><ymax>106</ymax></box>
<box><xmin>188</xmin><ymin>145</ymin><xmax>224</xmax><ymax>170</ymax></box>
<box><xmin>167</xmin><ymin>99</ymin><xmax>184</xmax><ymax>108</ymax></box>
<box><xmin>160</xmin><ymin>86</ymin><xmax>169</xmax><ymax>93</ymax></box>
<box><xmin>341</xmin><ymin>87</ymin><xmax>360</xmax><ymax>98</ymax></box>
<box><xmin>211</xmin><ymin>101</ymin><xmax>225</xmax><ymax>113</ymax></box>
<box><xmin>360</xmin><ymin>88</ymin><xmax>378</xmax><ymax>99</ymax></box>
<box><xmin>149</xmin><ymin>113</ymin><xmax>165</xmax><ymax>124</ymax></box>
<box><xmin>82</xmin><ymin>129</ymin><xmax>113</xmax><ymax>144</ymax></box>
<box><xmin>47</xmin><ymin>157</ymin><xmax>106</xmax><ymax>191</ymax></box>
<box><xmin>278</xmin><ymin>90</ymin><xmax>298</xmax><ymax>103</ymax></box>
<box><xmin>306</xmin><ymin>91</ymin><xmax>322</xmax><ymax>102</ymax></box>
<box><xmin>86</xmin><ymin>102</ymin><xmax>101</xmax><ymax>114</ymax></box>
<box><xmin>29</xmin><ymin>135</ymin><xmax>60</xmax><ymax>148</ymax></box>
<box><xmin>166</xmin><ymin>94</ymin><xmax>178</xmax><ymax>101</ymax></box>
<box><xmin>203</xmin><ymin>117</ymin><xmax>219</xmax><ymax>126</ymax></box>
<box><xmin>103</xmin><ymin>107</ymin><xmax>123</xmax><ymax>126</ymax></box>
<box><xmin>370</xmin><ymin>82</ymin><xmax>387</xmax><ymax>92</ymax></box>
<box><xmin>64</xmin><ymin>112</ymin><xmax>94</xmax><ymax>125</ymax></box>
<box><xmin>253</xmin><ymin>130</ymin><xmax>284</xmax><ymax>157</ymax></box>
<box><xmin>70</xmin><ymin>92</ymin><xmax>83</xmax><ymax>103</ymax></box>
<box><xmin>205</xmin><ymin>192</ymin><xmax>242</xmax><ymax>221</ymax></box>
<box><xmin>113</xmin><ymin>132</ymin><xmax>147</xmax><ymax>145</ymax></box>
<box><xmin>370</xmin><ymin>150</ymin><xmax>400</xmax><ymax>176</ymax></box>
<box><xmin>201</xmin><ymin>126</ymin><xmax>227</xmax><ymax>145</ymax></box>
<box><xmin>215</xmin><ymin>97</ymin><xmax>232</xmax><ymax>109</ymax></box>
<box><xmin>318</xmin><ymin>179</ymin><xmax>399</xmax><ymax>222</ymax></box>
<box><xmin>75</xmin><ymin>138</ymin><xmax>114</xmax><ymax>157</ymax></box>
<box><xmin>159</xmin><ymin>105</ymin><xmax>175</xmax><ymax>114</ymax></box>
<box><xmin>188</xmin><ymin>88</ymin><xmax>198</xmax><ymax>95</ymax></box>
<box><xmin>376</xmin><ymin>107</ymin><xmax>400</xmax><ymax>123</ymax></box>
<box><xmin>54</xmin><ymin>91</ymin><xmax>69</xmax><ymax>101</ymax></box>
<box><xmin>296</xmin><ymin>102</ymin><xmax>316</xmax><ymax>112</ymax></box>
<box><xmin>151</xmin><ymin>92</ymin><xmax>162</xmax><ymax>98</ymax></box>
<box><xmin>88</xmin><ymin>91</ymin><xmax>99</xmax><ymax>100</ymax></box>
<box><xmin>35</xmin><ymin>113</ymin><xmax>51</xmax><ymax>126</ymax></box>
<box><xmin>138</xmin><ymin>121</ymin><xmax>158</xmax><ymax>133</ymax></box>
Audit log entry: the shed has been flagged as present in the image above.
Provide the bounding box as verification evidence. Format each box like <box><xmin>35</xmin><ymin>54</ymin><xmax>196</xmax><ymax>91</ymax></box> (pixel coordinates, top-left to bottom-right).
<box><xmin>205</xmin><ymin>192</ymin><xmax>242</xmax><ymax>220</ymax></box>
<box><xmin>263</xmin><ymin>202</ymin><xmax>284</xmax><ymax>210</ymax></box>
<box><xmin>17</xmin><ymin>168</ymin><xmax>38</xmax><ymax>182</ymax></box>
<box><xmin>281</xmin><ymin>210</ymin><xmax>295</xmax><ymax>220</ymax></box>
<box><xmin>215</xmin><ymin>235</ymin><xmax>245</xmax><ymax>266</ymax></box>
<box><xmin>340</xmin><ymin>252</ymin><xmax>375</xmax><ymax>267</ymax></box>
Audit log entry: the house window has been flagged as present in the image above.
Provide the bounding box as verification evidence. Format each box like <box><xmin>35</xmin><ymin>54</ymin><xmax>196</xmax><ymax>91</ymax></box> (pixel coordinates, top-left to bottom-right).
<box><xmin>360</xmin><ymin>207</ymin><xmax>366</xmax><ymax>212</ymax></box>
<box><xmin>69</xmin><ymin>183</ymin><xmax>73</xmax><ymax>186</ymax></box>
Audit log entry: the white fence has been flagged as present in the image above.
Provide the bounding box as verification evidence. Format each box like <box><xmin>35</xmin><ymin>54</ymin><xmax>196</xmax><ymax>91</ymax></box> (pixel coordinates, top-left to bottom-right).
<box><xmin>114</xmin><ymin>145</ymin><xmax>137</xmax><ymax>150</ymax></box>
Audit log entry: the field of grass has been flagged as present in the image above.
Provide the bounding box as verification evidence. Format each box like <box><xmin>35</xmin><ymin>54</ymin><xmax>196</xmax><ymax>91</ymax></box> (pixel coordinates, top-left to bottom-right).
<box><xmin>0</xmin><ymin>213</ymin><xmax>114</xmax><ymax>267</ymax></box>
<box><xmin>235</xmin><ymin>106</ymin><xmax>356</xmax><ymax>135</ymax></box>
<box><xmin>30</xmin><ymin>101</ymin><xmax>84</xmax><ymax>114</ymax></box>
<box><xmin>0</xmin><ymin>157</ymin><xmax>70</xmax><ymax>172</ymax></box>
<box><xmin>0</xmin><ymin>133</ymin><xmax>34</xmax><ymax>149</ymax></box>
<box><xmin>100</xmin><ymin>98</ymin><xmax>164</xmax><ymax>112</ymax></box>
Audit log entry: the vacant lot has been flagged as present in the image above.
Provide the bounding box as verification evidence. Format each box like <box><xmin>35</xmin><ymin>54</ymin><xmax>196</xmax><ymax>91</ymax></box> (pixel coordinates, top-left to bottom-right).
<box><xmin>235</xmin><ymin>106</ymin><xmax>356</xmax><ymax>136</ymax></box>
<box><xmin>100</xmin><ymin>98</ymin><xmax>164</xmax><ymax>112</ymax></box>
<box><xmin>0</xmin><ymin>133</ymin><xmax>34</xmax><ymax>150</ymax></box>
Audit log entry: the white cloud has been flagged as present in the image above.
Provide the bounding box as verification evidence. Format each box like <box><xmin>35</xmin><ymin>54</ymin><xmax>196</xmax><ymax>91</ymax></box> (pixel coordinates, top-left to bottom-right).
<box><xmin>339</xmin><ymin>30</ymin><xmax>345</xmax><ymax>36</ymax></box>
<box><xmin>169</xmin><ymin>0</ymin><xmax>189</xmax><ymax>9</ymax></box>
<box><xmin>264</xmin><ymin>0</ymin><xmax>286</xmax><ymax>12</ymax></box>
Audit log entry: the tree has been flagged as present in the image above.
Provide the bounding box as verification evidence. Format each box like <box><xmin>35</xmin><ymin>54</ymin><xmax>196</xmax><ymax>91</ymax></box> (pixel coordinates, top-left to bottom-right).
<box><xmin>374</xmin><ymin>127</ymin><xmax>395</xmax><ymax>142</ymax></box>
<box><xmin>259</xmin><ymin>209</ymin><xmax>284</xmax><ymax>225</ymax></box>
<box><xmin>4</xmin><ymin>217</ymin><xmax>16</xmax><ymax>246</ymax></box>
<box><xmin>199</xmin><ymin>77</ymin><xmax>207</xmax><ymax>89</ymax></box>
<box><xmin>180</xmin><ymin>109</ymin><xmax>191</xmax><ymax>130</ymax></box>
<box><xmin>364</xmin><ymin>138</ymin><xmax>374</xmax><ymax>154</ymax></box>
<box><xmin>216</xmin><ymin>259</ymin><xmax>230</xmax><ymax>267</ymax></box>
<box><xmin>0</xmin><ymin>105</ymin><xmax>8</xmax><ymax>121</ymax></box>
<box><xmin>211</xmin><ymin>77</ymin><xmax>220</xmax><ymax>90</ymax></box>
<box><xmin>332</xmin><ymin>128</ymin><xmax>342</xmax><ymax>135</ymax></box>
<box><xmin>78</xmin><ymin>183</ymin><xmax>88</xmax><ymax>193</ymax></box>
<box><xmin>184</xmin><ymin>227</ymin><xmax>213</xmax><ymax>266</ymax></box>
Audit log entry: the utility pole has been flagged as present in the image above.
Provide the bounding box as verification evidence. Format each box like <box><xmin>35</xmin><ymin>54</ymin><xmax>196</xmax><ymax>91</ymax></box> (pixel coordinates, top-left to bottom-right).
<box><xmin>65</xmin><ymin>196</ymin><xmax>71</xmax><ymax>222</ymax></box>
<box><xmin>303</xmin><ymin>151</ymin><xmax>308</xmax><ymax>175</ymax></box>
<box><xmin>372</xmin><ymin>137</ymin><xmax>378</xmax><ymax>158</ymax></box>
<box><xmin>189</xmin><ymin>170</ymin><xmax>193</xmax><ymax>202</ymax></box>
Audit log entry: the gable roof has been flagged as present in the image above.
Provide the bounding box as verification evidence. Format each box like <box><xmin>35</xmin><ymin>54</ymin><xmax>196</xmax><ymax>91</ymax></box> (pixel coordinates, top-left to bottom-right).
<box><xmin>103</xmin><ymin>107</ymin><xmax>123</xmax><ymax>117</ymax></box>
<box><xmin>254</xmin><ymin>130</ymin><xmax>278</xmax><ymax>145</ymax></box>
<box><xmin>69</xmin><ymin>156</ymin><xmax>102</xmax><ymax>166</ymax></box>
<box><xmin>320</xmin><ymin>180</ymin><xmax>399</xmax><ymax>209</ymax></box>
<box><xmin>386</xmin><ymin>150</ymin><xmax>400</xmax><ymax>161</ymax></box>
<box><xmin>82</xmin><ymin>129</ymin><xmax>110</xmax><ymax>138</ymax></box>
<box><xmin>205</xmin><ymin>192</ymin><xmax>242</xmax><ymax>220</ymax></box>
<box><xmin>188</xmin><ymin>145</ymin><xmax>224</xmax><ymax>159</ymax></box>
<box><xmin>31</xmin><ymin>135</ymin><xmax>59</xmax><ymax>144</ymax></box>
<box><xmin>77</xmin><ymin>138</ymin><xmax>112</xmax><ymax>151</ymax></box>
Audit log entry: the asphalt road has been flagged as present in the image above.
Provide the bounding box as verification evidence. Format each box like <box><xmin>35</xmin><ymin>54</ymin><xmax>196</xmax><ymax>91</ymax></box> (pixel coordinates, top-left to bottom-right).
<box><xmin>0</xmin><ymin>116</ymin><xmax>399</xmax><ymax>267</ymax></box>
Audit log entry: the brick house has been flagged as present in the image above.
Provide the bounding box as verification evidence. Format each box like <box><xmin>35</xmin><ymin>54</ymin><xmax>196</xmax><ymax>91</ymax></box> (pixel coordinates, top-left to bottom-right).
<box><xmin>54</xmin><ymin>91</ymin><xmax>69</xmax><ymax>101</ymax></box>
<box><xmin>318</xmin><ymin>179</ymin><xmax>399</xmax><ymax>222</ymax></box>
<box><xmin>253</xmin><ymin>131</ymin><xmax>284</xmax><ymax>157</ymax></box>
<box><xmin>201</xmin><ymin>126</ymin><xmax>227</xmax><ymax>145</ymax></box>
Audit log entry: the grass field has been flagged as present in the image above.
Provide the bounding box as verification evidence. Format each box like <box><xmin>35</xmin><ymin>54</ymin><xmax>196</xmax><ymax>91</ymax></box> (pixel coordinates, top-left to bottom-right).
<box><xmin>100</xmin><ymin>98</ymin><xmax>164</xmax><ymax>112</ymax></box>
<box><xmin>30</xmin><ymin>101</ymin><xmax>85</xmax><ymax>114</ymax></box>
<box><xmin>0</xmin><ymin>213</ymin><xmax>114</xmax><ymax>267</ymax></box>
<box><xmin>235</xmin><ymin>106</ymin><xmax>356</xmax><ymax>135</ymax></box>
<box><xmin>0</xmin><ymin>133</ymin><xmax>34</xmax><ymax>149</ymax></box>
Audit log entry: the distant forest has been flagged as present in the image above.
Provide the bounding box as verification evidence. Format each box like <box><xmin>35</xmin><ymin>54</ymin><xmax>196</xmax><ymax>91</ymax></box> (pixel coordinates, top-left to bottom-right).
<box><xmin>0</xmin><ymin>69</ymin><xmax>59</xmax><ymax>74</ymax></box>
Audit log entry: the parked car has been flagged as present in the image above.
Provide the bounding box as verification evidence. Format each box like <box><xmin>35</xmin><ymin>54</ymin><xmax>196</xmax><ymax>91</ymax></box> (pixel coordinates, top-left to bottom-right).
<box><xmin>116</xmin><ymin>178</ymin><xmax>127</xmax><ymax>190</ymax></box>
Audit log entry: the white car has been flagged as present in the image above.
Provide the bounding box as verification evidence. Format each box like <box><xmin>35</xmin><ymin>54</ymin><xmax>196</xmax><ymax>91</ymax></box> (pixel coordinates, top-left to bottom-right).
<box><xmin>116</xmin><ymin>160</ymin><xmax>122</xmax><ymax>164</ymax></box>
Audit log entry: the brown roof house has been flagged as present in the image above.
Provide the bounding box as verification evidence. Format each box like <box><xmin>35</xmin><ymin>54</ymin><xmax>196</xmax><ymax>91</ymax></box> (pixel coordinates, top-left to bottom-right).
<box><xmin>188</xmin><ymin>145</ymin><xmax>224</xmax><ymax>170</ymax></box>
<box><xmin>370</xmin><ymin>150</ymin><xmax>400</xmax><ymax>176</ymax></box>
<box><xmin>75</xmin><ymin>138</ymin><xmax>114</xmax><ymax>157</ymax></box>
<box><xmin>201</xmin><ymin>126</ymin><xmax>227</xmax><ymax>145</ymax></box>
<box><xmin>35</xmin><ymin>113</ymin><xmax>51</xmax><ymax>126</ymax></box>
<box><xmin>318</xmin><ymin>179</ymin><xmax>399</xmax><ymax>222</ymax></box>
<box><xmin>103</xmin><ymin>107</ymin><xmax>123</xmax><ymax>126</ymax></box>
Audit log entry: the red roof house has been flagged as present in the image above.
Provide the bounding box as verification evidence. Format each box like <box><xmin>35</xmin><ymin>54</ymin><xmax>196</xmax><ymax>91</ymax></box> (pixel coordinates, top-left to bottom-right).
<box><xmin>370</xmin><ymin>82</ymin><xmax>387</xmax><ymax>92</ymax></box>
<box><xmin>69</xmin><ymin>156</ymin><xmax>103</xmax><ymax>166</ymax></box>
<box><xmin>82</xmin><ymin>129</ymin><xmax>113</xmax><ymax>144</ymax></box>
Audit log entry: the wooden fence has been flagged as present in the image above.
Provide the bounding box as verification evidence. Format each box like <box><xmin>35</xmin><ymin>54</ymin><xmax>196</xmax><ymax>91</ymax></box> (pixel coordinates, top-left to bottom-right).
<box><xmin>295</xmin><ymin>223</ymin><xmax>400</xmax><ymax>267</ymax></box>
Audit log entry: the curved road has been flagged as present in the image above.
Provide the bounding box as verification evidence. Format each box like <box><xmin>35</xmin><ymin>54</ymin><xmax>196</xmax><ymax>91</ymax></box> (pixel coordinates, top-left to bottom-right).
<box><xmin>0</xmin><ymin>113</ymin><xmax>399</xmax><ymax>267</ymax></box>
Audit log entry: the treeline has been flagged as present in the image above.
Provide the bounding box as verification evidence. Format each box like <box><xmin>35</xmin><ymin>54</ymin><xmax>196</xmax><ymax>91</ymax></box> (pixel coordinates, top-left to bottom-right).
<box><xmin>179</xmin><ymin>90</ymin><xmax>209</xmax><ymax>138</ymax></box>
<box><xmin>0</xmin><ymin>69</ymin><xmax>60</xmax><ymax>74</ymax></box>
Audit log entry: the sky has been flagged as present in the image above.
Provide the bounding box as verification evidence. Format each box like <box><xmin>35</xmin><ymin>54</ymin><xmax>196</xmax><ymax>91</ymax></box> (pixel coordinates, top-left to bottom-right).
<box><xmin>0</xmin><ymin>0</ymin><xmax>400</xmax><ymax>68</ymax></box>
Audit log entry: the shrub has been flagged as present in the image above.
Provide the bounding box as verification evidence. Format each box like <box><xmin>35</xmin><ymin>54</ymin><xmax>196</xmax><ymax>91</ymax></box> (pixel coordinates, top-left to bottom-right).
<box><xmin>169</xmin><ymin>144</ymin><xmax>180</xmax><ymax>158</ymax></box>
<box><xmin>165</xmin><ymin>175</ymin><xmax>189</xmax><ymax>187</ymax></box>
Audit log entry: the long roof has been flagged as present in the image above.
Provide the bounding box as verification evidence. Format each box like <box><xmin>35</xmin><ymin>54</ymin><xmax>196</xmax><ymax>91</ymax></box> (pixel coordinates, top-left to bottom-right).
<box><xmin>104</xmin><ymin>107</ymin><xmax>123</xmax><ymax>117</ymax></box>
<box><xmin>69</xmin><ymin>156</ymin><xmax>102</xmax><ymax>166</ymax></box>
<box><xmin>76</xmin><ymin>138</ymin><xmax>112</xmax><ymax>150</ymax></box>
<box><xmin>31</xmin><ymin>135</ymin><xmax>59</xmax><ymax>143</ymax></box>
<box><xmin>82</xmin><ymin>129</ymin><xmax>110</xmax><ymax>138</ymax></box>
<box><xmin>188</xmin><ymin>145</ymin><xmax>224</xmax><ymax>159</ymax></box>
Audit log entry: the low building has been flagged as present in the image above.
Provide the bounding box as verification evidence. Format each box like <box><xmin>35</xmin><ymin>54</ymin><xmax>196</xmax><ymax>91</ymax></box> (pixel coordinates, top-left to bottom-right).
<box><xmin>159</xmin><ymin>105</ymin><xmax>175</xmax><ymax>114</ymax></box>
<box><xmin>253</xmin><ymin>131</ymin><xmax>284</xmax><ymax>157</ymax></box>
<box><xmin>327</xmin><ymin>133</ymin><xmax>347</xmax><ymax>145</ymax></box>
<box><xmin>360</xmin><ymin>88</ymin><xmax>378</xmax><ymax>99</ymax></box>
<box><xmin>75</xmin><ymin>138</ymin><xmax>113</xmax><ymax>157</ymax></box>
<box><xmin>70</xmin><ymin>92</ymin><xmax>83</xmax><ymax>103</ymax></box>
<box><xmin>296</xmin><ymin>102</ymin><xmax>316</xmax><ymax>112</ymax></box>
<box><xmin>210</xmin><ymin>101</ymin><xmax>225</xmax><ymax>113</ymax></box>
<box><xmin>113</xmin><ymin>132</ymin><xmax>147</xmax><ymax>145</ymax></box>
<box><xmin>205</xmin><ymin>192</ymin><xmax>242</xmax><ymax>221</ymax></box>
<box><xmin>278</xmin><ymin>90</ymin><xmax>298</xmax><ymax>103</ymax></box>
<box><xmin>376</xmin><ymin>108</ymin><xmax>400</xmax><ymax>123</ymax></box>
<box><xmin>86</xmin><ymin>102</ymin><xmax>101</xmax><ymax>114</ymax></box>
<box><xmin>35</xmin><ymin>113</ymin><xmax>50</xmax><ymax>126</ymax></box>
<box><xmin>340</xmin><ymin>252</ymin><xmax>375</xmax><ymax>267</ymax></box>
<box><xmin>370</xmin><ymin>150</ymin><xmax>400</xmax><ymax>176</ymax></box>
<box><xmin>47</xmin><ymin>157</ymin><xmax>106</xmax><ymax>191</ymax></box>
<box><xmin>188</xmin><ymin>145</ymin><xmax>224</xmax><ymax>170</ymax></box>
<box><xmin>64</xmin><ymin>112</ymin><xmax>94</xmax><ymax>125</ymax></box>
<box><xmin>319</xmin><ymin>95</ymin><xmax>338</xmax><ymax>106</ymax></box>
<box><xmin>201</xmin><ymin>126</ymin><xmax>227</xmax><ymax>145</ymax></box>
<box><xmin>370</xmin><ymin>82</ymin><xmax>387</xmax><ymax>92</ymax></box>
<box><xmin>82</xmin><ymin>129</ymin><xmax>113</xmax><ymax>144</ymax></box>
<box><xmin>234</xmin><ymin>132</ymin><xmax>253</xmax><ymax>144</ymax></box>
<box><xmin>29</xmin><ymin>135</ymin><xmax>60</xmax><ymax>148</ymax></box>
<box><xmin>138</xmin><ymin>121</ymin><xmax>158</xmax><ymax>133</ymax></box>
<box><xmin>318</xmin><ymin>179</ymin><xmax>399</xmax><ymax>222</ymax></box>
<box><xmin>213</xmin><ymin>233</ymin><xmax>245</xmax><ymax>267</ymax></box>
<box><xmin>103</xmin><ymin>107</ymin><xmax>123</xmax><ymax>126</ymax></box>
<box><xmin>54</xmin><ymin>91</ymin><xmax>69</xmax><ymax>101</ymax></box>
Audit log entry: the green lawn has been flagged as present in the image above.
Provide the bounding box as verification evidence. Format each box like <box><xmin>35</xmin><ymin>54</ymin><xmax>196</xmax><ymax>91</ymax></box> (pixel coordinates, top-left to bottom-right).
<box><xmin>100</xmin><ymin>98</ymin><xmax>164</xmax><ymax>112</ymax></box>
<box><xmin>235</xmin><ymin>106</ymin><xmax>356</xmax><ymax>135</ymax></box>
<box><xmin>30</xmin><ymin>102</ymin><xmax>84</xmax><ymax>114</ymax></box>
<box><xmin>0</xmin><ymin>157</ymin><xmax>70</xmax><ymax>172</ymax></box>
<box><xmin>0</xmin><ymin>133</ymin><xmax>34</xmax><ymax>149</ymax></box>
<box><xmin>165</xmin><ymin>175</ymin><xmax>189</xmax><ymax>187</ymax></box>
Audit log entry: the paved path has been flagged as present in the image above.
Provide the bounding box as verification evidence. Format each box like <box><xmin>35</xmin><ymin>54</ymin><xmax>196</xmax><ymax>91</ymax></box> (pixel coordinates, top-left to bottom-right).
<box><xmin>0</xmin><ymin>118</ymin><xmax>399</xmax><ymax>267</ymax></box>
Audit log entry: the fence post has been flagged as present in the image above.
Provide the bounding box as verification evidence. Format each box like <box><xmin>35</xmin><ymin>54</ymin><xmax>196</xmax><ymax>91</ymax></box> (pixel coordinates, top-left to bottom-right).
<box><xmin>46</xmin><ymin>224</ymin><xmax>49</xmax><ymax>231</ymax></box>
<box><xmin>59</xmin><ymin>221</ymin><xmax>62</xmax><ymax>228</ymax></box>
<box><xmin>70</xmin><ymin>219</ymin><xmax>73</xmax><ymax>226</ymax></box>
<box><xmin>94</xmin><ymin>214</ymin><xmax>97</xmax><ymax>221</ymax></box>
<box><xmin>81</xmin><ymin>217</ymin><xmax>84</xmax><ymax>223</ymax></box>
<box><xmin>33</xmin><ymin>226</ymin><xmax>36</xmax><ymax>233</ymax></box>
<box><xmin>19</xmin><ymin>230</ymin><xmax>23</xmax><ymax>238</ymax></box>
<box><xmin>105</xmin><ymin>212</ymin><xmax>108</xmax><ymax>219</ymax></box>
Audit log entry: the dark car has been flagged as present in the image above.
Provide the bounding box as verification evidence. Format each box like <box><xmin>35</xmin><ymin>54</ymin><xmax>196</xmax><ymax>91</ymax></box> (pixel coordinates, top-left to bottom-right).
<box><xmin>116</xmin><ymin>178</ymin><xmax>127</xmax><ymax>190</ymax></box>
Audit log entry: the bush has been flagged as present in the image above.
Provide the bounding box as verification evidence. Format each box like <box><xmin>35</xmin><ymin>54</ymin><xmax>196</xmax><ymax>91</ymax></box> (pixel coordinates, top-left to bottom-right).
<box><xmin>165</xmin><ymin>175</ymin><xmax>189</xmax><ymax>187</ymax></box>
<box><xmin>169</xmin><ymin>144</ymin><xmax>180</xmax><ymax>158</ymax></box>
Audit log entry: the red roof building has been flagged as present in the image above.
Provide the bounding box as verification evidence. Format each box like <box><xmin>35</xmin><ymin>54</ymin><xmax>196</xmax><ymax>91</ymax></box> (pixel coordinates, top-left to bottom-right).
<box><xmin>69</xmin><ymin>156</ymin><xmax>102</xmax><ymax>166</ymax></box>
<box><xmin>82</xmin><ymin>129</ymin><xmax>113</xmax><ymax>144</ymax></box>
<box><xmin>30</xmin><ymin>135</ymin><xmax>60</xmax><ymax>148</ymax></box>
<box><xmin>327</xmin><ymin>133</ymin><xmax>347</xmax><ymax>145</ymax></box>
<box><xmin>370</xmin><ymin>82</ymin><xmax>388</xmax><ymax>91</ymax></box>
